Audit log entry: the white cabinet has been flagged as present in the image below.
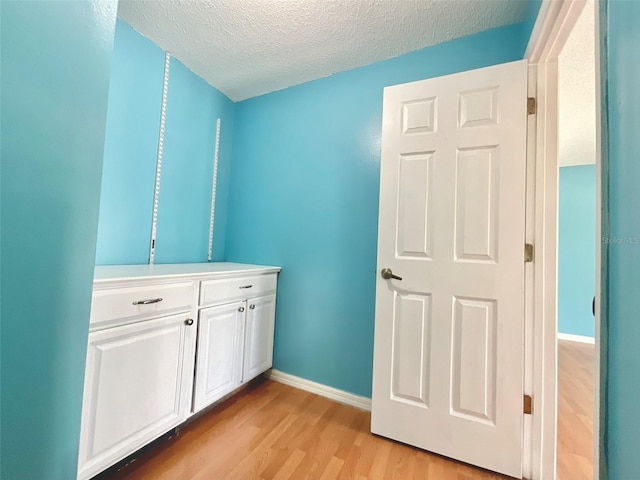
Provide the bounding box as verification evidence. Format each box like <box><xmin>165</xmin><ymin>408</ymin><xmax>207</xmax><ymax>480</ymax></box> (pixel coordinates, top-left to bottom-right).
<box><xmin>243</xmin><ymin>294</ymin><xmax>277</xmax><ymax>382</ymax></box>
<box><xmin>78</xmin><ymin>312</ymin><xmax>196</xmax><ymax>480</ymax></box>
<box><xmin>79</xmin><ymin>263</ymin><xmax>280</xmax><ymax>480</ymax></box>
<box><xmin>192</xmin><ymin>293</ymin><xmax>277</xmax><ymax>412</ymax></box>
<box><xmin>193</xmin><ymin>301</ymin><xmax>245</xmax><ymax>412</ymax></box>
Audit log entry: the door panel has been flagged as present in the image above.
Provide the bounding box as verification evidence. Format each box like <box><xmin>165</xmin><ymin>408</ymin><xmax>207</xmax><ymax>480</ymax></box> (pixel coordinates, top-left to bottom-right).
<box><xmin>459</xmin><ymin>86</ymin><xmax>499</xmax><ymax>128</ymax></box>
<box><xmin>391</xmin><ymin>292</ymin><xmax>432</xmax><ymax>407</ymax></box>
<box><xmin>396</xmin><ymin>152</ymin><xmax>434</xmax><ymax>259</ymax></box>
<box><xmin>372</xmin><ymin>60</ymin><xmax>527</xmax><ymax>478</ymax></box>
<box><xmin>454</xmin><ymin>146</ymin><xmax>499</xmax><ymax>261</ymax></box>
<box><xmin>402</xmin><ymin>97</ymin><xmax>436</xmax><ymax>134</ymax></box>
<box><xmin>451</xmin><ymin>296</ymin><xmax>497</xmax><ymax>424</ymax></box>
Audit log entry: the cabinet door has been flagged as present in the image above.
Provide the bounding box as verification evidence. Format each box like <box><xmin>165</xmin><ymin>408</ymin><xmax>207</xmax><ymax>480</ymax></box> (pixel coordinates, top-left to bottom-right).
<box><xmin>243</xmin><ymin>294</ymin><xmax>276</xmax><ymax>382</ymax></box>
<box><xmin>193</xmin><ymin>301</ymin><xmax>245</xmax><ymax>412</ymax></box>
<box><xmin>78</xmin><ymin>313</ymin><xmax>196</xmax><ymax>480</ymax></box>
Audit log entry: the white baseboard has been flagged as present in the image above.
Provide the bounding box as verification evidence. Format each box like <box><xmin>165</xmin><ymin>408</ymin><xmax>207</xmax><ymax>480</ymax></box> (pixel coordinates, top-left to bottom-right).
<box><xmin>266</xmin><ymin>369</ymin><xmax>372</xmax><ymax>411</ymax></box>
<box><xmin>557</xmin><ymin>333</ymin><xmax>595</xmax><ymax>344</ymax></box>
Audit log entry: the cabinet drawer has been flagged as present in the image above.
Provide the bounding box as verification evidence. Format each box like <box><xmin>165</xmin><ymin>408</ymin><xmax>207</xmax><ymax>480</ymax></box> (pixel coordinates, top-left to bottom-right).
<box><xmin>90</xmin><ymin>282</ymin><xmax>194</xmax><ymax>330</ymax></box>
<box><xmin>199</xmin><ymin>274</ymin><xmax>277</xmax><ymax>306</ymax></box>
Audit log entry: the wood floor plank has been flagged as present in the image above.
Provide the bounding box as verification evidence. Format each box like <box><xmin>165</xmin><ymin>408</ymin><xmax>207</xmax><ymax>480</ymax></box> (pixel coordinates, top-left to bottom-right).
<box><xmin>319</xmin><ymin>456</ymin><xmax>345</xmax><ymax>480</ymax></box>
<box><xmin>269</xmin><ymin>448</ymin><xmax>306</xmax><ymax>480</ymax></box>
<box><xmin>109</xmin><ymin>340</ymin><xmax>593</xmax><ymax>480</ymax></box>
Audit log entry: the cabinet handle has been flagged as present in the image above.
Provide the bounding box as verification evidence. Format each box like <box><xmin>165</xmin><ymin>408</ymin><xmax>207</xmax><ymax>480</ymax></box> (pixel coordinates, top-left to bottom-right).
<box><xmin>133</xmin><ymin>297</ymin><xmax>163</xmax><ymax>305</ymax></box>
<box><xmin>239</xmin><ymin>285</ymin><xmax>253</xmax><ymax>289</ymax></box>
<box><xmin>250</xmin><ymin>304</ymin><xmax>256</xmax><ymax>310</ymax></box>
<box><xmin>185</xmin><ymin>318</ymin><xmax>194</xmax><ymax>326</ymax></box>
<box><xmin>239</xmin><ymin>307</ymin><xmax>245</xmax><ymax>312</ymax></box>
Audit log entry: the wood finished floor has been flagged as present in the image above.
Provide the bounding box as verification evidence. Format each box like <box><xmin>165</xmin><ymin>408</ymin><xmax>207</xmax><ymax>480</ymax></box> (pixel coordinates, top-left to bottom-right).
<box><xmin>106</xmin><ymin>341</ymin><xmax>594</xmax><ymax>480</ymax></box>
<box><xmin>557</xmin><ymin>340</ymin><xmax>595</xmax><ymax>480</ymax></box>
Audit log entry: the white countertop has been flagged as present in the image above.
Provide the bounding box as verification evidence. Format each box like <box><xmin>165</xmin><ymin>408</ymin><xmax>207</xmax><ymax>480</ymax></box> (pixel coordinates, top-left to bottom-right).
<box><xmin>94</xmin><ymin>262</ymin><xmax>281</xmax><ymax>283</ymax></box>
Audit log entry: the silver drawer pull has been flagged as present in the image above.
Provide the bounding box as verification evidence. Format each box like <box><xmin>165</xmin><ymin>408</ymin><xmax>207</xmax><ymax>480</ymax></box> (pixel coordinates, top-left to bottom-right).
<box><xmin>249</xmin><ymin>304</ymin><xmax>256</xmax><ymax>310</ymax></box>
<box><xmin>133</xmin><ymin>298</ymin><xmax>163</xmax><ymax>305</ymax></box>
<box><xmin>239</xmin><ymin>285</ymin><xmax>253</xmax><ymax>289</ymax></box>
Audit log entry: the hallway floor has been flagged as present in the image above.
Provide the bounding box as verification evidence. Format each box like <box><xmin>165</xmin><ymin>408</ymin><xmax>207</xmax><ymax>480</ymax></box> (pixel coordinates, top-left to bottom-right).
<box><xmin>557</xmin><ymin>339</ymin><xmax>595</xmax><ymax>480</ymax></box>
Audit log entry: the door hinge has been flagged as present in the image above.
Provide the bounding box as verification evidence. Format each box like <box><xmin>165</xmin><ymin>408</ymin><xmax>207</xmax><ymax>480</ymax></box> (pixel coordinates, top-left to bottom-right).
<box><xmin>527</xmin><ymin>97</ymin><xmax>536</xmax><ymax>115</ymax></box>
<box><xmin>525</xmin><ymin>243</ymin><xmax>534</xmax><ymax>263</ymax></box>
<box><xmin>524</xmin><ymin>394</ymin><xmax>533</xmax><ymax>415</ymax></box>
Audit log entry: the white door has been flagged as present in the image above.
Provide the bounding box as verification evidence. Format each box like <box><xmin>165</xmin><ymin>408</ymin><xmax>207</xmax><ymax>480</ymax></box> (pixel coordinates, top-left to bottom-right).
<box><xmin>78</xmin><ymin>312</ymin><xmax>195</xmax><ymax>480</ymax></box>
<box><xmin>243</xmin><ymin>294</ymin><xmax>276</xmax><ymax>382</ymax></box>
<box><xmin>371</xmin><ymin>60</ymin><xmax>528</xmax><ymax>478</ymax></box>
<box><xmin>193</xmin><ymin>301</ymin><xmax>245</xmax><ymax>412</ymax></box>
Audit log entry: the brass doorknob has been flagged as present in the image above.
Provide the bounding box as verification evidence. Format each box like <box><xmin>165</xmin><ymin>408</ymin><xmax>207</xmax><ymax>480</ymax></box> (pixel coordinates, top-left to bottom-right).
<box><xmin>381</xmin><ymin>268</ymin><xmax>403</xmax><ymax>281</ymax></box>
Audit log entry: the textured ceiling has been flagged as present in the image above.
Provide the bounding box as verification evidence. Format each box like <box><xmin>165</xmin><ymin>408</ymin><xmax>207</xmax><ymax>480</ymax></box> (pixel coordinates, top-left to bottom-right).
<box><xmin>118</xmin><ymin>0</ymin><xmax>529</xmax><ymax>101</ymax></box>
<box><xmin>558</xmin><ymin>0</ymin><xmax>596</xmax><ymax>167</ymax></box>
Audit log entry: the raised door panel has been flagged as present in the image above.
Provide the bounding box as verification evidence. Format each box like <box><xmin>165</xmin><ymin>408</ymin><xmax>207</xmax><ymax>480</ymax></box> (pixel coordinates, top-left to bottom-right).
<box><xmin>391</xmin><ymin>293</ymin><xmax>432</xmax><ymax>407</ymax></box>
<box><xmin>451</xmin><ymin>297</ymin><xmax>497</xmax><ymax>424</ymax></box>
<box><xmin>193</xmin><ymin>301</ymin><xmax>245</xmax><ymax>412</ymax></box>
<box><xmin>243</xmin><ymin>295</ymin><xmax>276</xmax><ymax>382</ymax></box>
<box><xmin>78</xmin><ymin>312</ymin><xmax>195</xmax><ymax>480</ymax></box>
<box><xmin>396</xmin><ymin>153</ymin><xmax>434</xmax><ymax>260</ymax></box>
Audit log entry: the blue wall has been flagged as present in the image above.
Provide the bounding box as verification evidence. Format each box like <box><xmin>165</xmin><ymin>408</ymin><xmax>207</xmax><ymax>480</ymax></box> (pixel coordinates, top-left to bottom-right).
<box><xmin>520</xmin><ymin>0</ymin><xmax>543</xmax><ymax>49</ymax></box>
<box><xmin>558</xmin><ymin>165</ymin><xmax>596</xmax><ymax>337</ymax></box>
<box><xmin>95</xmin><ymin>21</ymin><xmax>234</xmax><ymax>265</ymax></box>
<box><xmin>155</xmin><ymin>58</ymin><xmax>235</xmax><ymax>263</ymax></box>
<box><xmin>0</xmin><ymin>1</ymin><xmax>116</xmax><ymax>478</ymax></box>
<box><xmin>604</xmin><ymin>1</ymin><xmax>640</xmax><ymax>477</ymax></box>
<box><xmin>226</xmin><ymin>24</ymin><xmax>529</xmax><ymax>397</ymax></box>
<box><xmin>95</xmin><ymin>20</ymin><xmax>165</xmax><ymax>265</ymax></box>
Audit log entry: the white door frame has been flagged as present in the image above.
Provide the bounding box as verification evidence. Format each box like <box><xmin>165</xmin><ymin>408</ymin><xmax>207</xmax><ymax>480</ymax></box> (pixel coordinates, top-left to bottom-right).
<box><xmin>524</xmin><ymin>1</ymin><xmax>602</xmax><ymax>479</ymax></box>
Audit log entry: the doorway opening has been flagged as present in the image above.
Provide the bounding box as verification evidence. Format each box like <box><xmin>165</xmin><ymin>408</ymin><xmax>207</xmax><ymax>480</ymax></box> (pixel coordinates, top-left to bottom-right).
<box><xmin>556</xmin><ymin>1</ymin><xmax>597</xmax><ymax>477</ymax></box>
<box><xmin>525</xmin><ymin>0</ymin><xmax>602</xmax><ymax>478</ymax></box>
